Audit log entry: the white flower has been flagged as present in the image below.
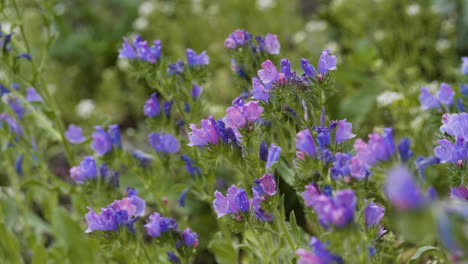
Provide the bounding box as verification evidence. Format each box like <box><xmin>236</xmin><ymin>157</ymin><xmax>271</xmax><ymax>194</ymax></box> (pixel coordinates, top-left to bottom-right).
<box><xmin>139</xmin><ymin>1</ymin><xmax>155</xmax><ymax>17</ymax></box>
<box><xmin>376</xmin><ymin>91</ymin><xmax>404</xmax><ymax>106</ymax></box>
<box><xmin>305</xmin><ymin>20</ymin><xmax>327</xmax><ymax>32</ymax></box>
<box><xmin>406</xmin><ymin>4</ymin><xmax>420</xmax><ymax>16</ymax></box>
<box><xmin>133</xmin><ymin>17</ymin><xmax>149</xmax><ymax>31</ymax></box>
<box><xmin>257</xmin><ymin>0</ymin><xmax>275</xmax><ymax>10</ymax></box>
<box><xmin>76</xmin><ymin>99</ymin><xmax>96</xmax><ymax>119</ymax></box>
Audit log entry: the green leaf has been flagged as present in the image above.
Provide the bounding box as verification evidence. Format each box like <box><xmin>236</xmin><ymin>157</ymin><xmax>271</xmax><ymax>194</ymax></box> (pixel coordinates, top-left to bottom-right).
<box><xmin>208</xmin><ymin>232</ymin><xmax>238</xmax><ymax>264</ymax></box>
<box><xmin>32</xmin><ymin>243</ymin><xmax>48</xmax><ymax>264</ymax></box>
<box><xmin>407</xmin><ymin>246</ymin><xmax>439</xmax><ymax>264</ymax></box>
<box><xmin>289</xmin><ymin>211</ymin><xmax>299</xmax><ymax>242</ymax></box>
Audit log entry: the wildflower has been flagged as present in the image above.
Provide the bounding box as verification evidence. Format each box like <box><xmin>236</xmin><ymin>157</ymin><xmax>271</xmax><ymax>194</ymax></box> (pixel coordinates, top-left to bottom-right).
<box><xmin>148</xmin><ymin>132</ymin><xmax>181</xmax><ymax>153</ymax></box>
<box><xmin>296</xmin><ymin>236</ymin><xmax>343</xmax><ymax>264</ymax></box>
<box><xmin>364</xmin><ymin>202</ymin><xmax>385</xmax><ymax>228</ymax></box>
<box><xmin>133</xmin><ymin>149</ymin><xmax>153</xmax><ymax>167</ymax></box>
<box><xmin>301</xmin><ymin>58</ymin><xmax>316</xmax><ymax>77</ymax></box>
<box><xmin>461</xmin><ymin>84</ymin><xmax>468</xmax><ymax>97</ymax></box>
<box><xmin>178</xmin><ymin>187</ymin><xmax>191</xmax><ymax>207</ymax></box>
<box><xmin>191</xmin><ymin>83</ymin><xmax>203</xmax><ymax>99</ymax></box>
<box><xmin>414</xmin><ymin>156</ymin><xmax>440</xmax><ymax>179</ymax></box>
<box><xmin>108</xmin><ymin>124</ymin><xmax>121</xmax><ymax>147</ymax></box>
<box><xmin>188</xmin><ymin>116</ymin><xmax>219</xmax><ymax>146</ymax></box>
<box><xmin>436</xmin><ymin>83</ymin><xmax>455</xmax><ymax>105</ymax></box>
<box><xmin>296</xmin><ymin>128</ymin><xmax>316</xmax><ymax>157</ymax></box>
<box><xmin>398</xmin><ymin>138</ymin><xmax>413</xmax><ymax>162</ymax></box>
<box><xmin>259</xmin><ymin>140</ymin><xmax>269</xmax><ymax>161</ymax></box>
<box><xmin>181</xmin><ymin>155</ymin><xmax>202</xmax><ymax>176</ymax></box>
<box><xmin>354</xmin><ymin>128</ymin><xmax>395</xmax><ymax>166</ymax></box>
<box><xmin>167</xmin><ymin>251</ymin><xmax>180</xmax><ymax>263</ymax></box>
<box><xmin>461</xmin><ymin>57</ymin><xmax>468</xmax><ymax>74</ymax></box>
<box><xmin>317</xmin><ymin>49</ymin><xmax>337</xmax><ymax>74</ymax></box>
<box><xmin>251</xmin><ymin>189</ymin><xmax>273</xmax><ymax>221</ymax></box>
<box><xmin>450</xmin><ymin>186</ymin><xmax>468</xmax><ymax>200</ymax></box>
<box><xmin>440</xmin><ymin>113</ymin><xmax>468</xmax><ymax>140</ymax></box>
<box><xmin>266</xmin><ymin>143</ymin><xmax>281</xmax><ymax>169</ymax></box>
<box><xmin>85</xmin><ymin>207</ymin><xmax>122</xmax><ymax>233</ymax></box>
<box><xmin>14</xmin><ymin>154</ymin><xmax>23</xmax><ymax>176</ymax></box>
<box><xmin>167</xmin><ymin>60</ymin><xmax>185</xmax><ymax>75</ymax></box>
<box><xmin>0</xmin><ymin>113</ymin><xmax>21</xmax><ymax>134</ymax></box>
<box><xmin>419</xmin><ymin>87</ymin><xmax>440</xmax><ymax>109</ymax></box>
<box><xmin>118</xmin><ymin>37</ymin><xmax>137</xmax><ymax>59</ymax></box>
<box><xmin>186</xmin><ymin>48</ymin><xmax>209</xmax><ymax>66</ymax></box>
<box><xmin>8</xmin><ymin>97</ymin><xmax>24</xmax><ymax>118</ymax></box>
<box><xmin>264</xmin><ymin>33</ymin><xmax>280</xmax><ymax>54</ymax></box>
<box><xmin>91</xmin><ymin>126</ymin><xmax>113</xmax><ymax>156</ymax></box>
<box><xmin>182</xmin><ymin>228</ymin><xmax>199</xmax><ymax>247</ymax></box>
<box><xmin>330</xmin><ymin>152</ymin><xmax>352</xmax><ymax>179</ymax></box>
<box><xmin>213</xmin><ymin>185</ymin><xmax>249</xmax><ymax>218</ymax></box>
<box><xmin>25</xmin><ymin>88</ymin><xmax>42</xmax><ymax>102</ymax></box>
<box><xmin>280</xmin><ymin>58</ymin><xmax>292</xmax><ymax>78</ymax></box>
<box><xmin>384</xmin><ymin>166</ymin><xmax>425</xmax><ymax>210</ymax></box>
<box><xmin>251</xmin><ymin>77</ymin><xmax>270</xmax><ymax>101</ymax></box>
<box><xmin>224</xmin><ymin>101</ymin><xmax>264</xmax><ymax>128</ymax></box>
<box><xmin>253</xmin><ymin>174</ymin><xmax>276</xmax><ymax>196</ymax></box>
<box><xmin>143</xmin><ymin>93</ymin><xmax>160</xmax><ymax>117</ymax></box>
<box><xmin>99</xmin><ymin>164</ymin><xmax>120</xmax><ymax>186</ymax></box>
<box><xmin>65</xmin><ymin>124</ymin><xmax>86</xmax><ymax>144</ymax></box>
<box><xmin>334</xmin><ymin>119</ymin><xmax>355</xmax><ymax>143</ymax></box>
<box><xmin>257</xmin><ymin>60</ymin><xmax>279</xmax><ymax>84</ymax></box>
<box><xmin>145</xmin><ymin>212</ymin><xmax>178</xmax><ymax>237</ymax></box>
<box><xmin>119</xmin><ymin>36</ymin><xmax>161</xmax><ymax>63</ymax></box>
<box><xmin>302</xmin><ymin>184</ymin><xmax>356</xmax><ymax>228</ymax></box>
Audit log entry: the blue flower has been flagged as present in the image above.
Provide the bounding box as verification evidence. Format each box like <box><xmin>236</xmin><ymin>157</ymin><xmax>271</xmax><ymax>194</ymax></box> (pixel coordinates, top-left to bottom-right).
<box><xmin>266</xmin><ymin>143</ymin><xmax>281</xmax><ymax>170</ymax></box>
<box><xmin>148</xmin><ymin>132</ymin><xmax>180</xmax><ymax>153</ymax></box>
<box><xmin>182</xmin><ymin>228</ymin><xmax>199</xmax><ymax>247</ymax></box>
<box><xmin>145</xmin><ymin>212</ymin><xmax>178</xmax><ymax>237</ymax></box>
<box><xmin>108</xmin><ymin>124</ymin><xmax>121</xmax><ymax>147</ymax></box>
<box><xmin>167</xmin><ymin>251</ymin><xmax>180</xmax><ymax>263</ymax></box>
<box><xmin>178</xmin><ymin>187</ymin><xmax>191</xmax><ymax>207</ymax></box>
<box><xmin>91</xmin><ymin>126</ymin><xmax>113</xmax><ymax>156</ymax></box>
<box><xmin>398</xmin><ymin>138</ymin><xmax>413</xmax><ymax>163</ymax></box>
<box><xmin>143</xmin><ymin>93</ymin><xmax>160</xmax><ymax>117</ymax></box>
<box><xmin>384</xmin><ymin>166</ymin><xmax>425</xmax><ymax>210</ymax></box>
<box><xmin>419</xmin><ymin>87</ymin><xmax>440</xmax><ymax>109</ymax></box>
<box><xmin>25</xmin><ymin>88</ymin><xmax>42</xmax><ymax>102</ymax></box>
<box><xmin>301</xmin><ymin>58</ymin><xmax>316</xmax><ymax>77</ymax></box>
<box><xmin>213</xmin><ymin>185</ymin><xmax>249</xmax><ymax>218</ymax></box>
<box><xmin>186</xmin><ymin>48</ymin><xmax>209</xmax><ymax>66</ymax></box>
<box><xmin>317</xmin><ymin>49</ymin><xmax>337</xmax><ymax>74</ymax></box>
<box><xmin>167</xmin><ymin>60</ymin><xmax>185</xmax><ymax>75</ymax></box>
<box><xmin>259</xmin><ymin>141</ymin><xmax>269</xmax><ymax>161</ymax></box>
<box><xmin>65</xmin><ymin>124</ymin><xmax>86</xmax><ymax>144</ymax></box>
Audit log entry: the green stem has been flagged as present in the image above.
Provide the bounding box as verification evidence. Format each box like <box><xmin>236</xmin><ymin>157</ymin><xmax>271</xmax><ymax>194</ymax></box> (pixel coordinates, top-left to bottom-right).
<box><xmin>246</xmin><ymin>219</ymin><xmax>271</xmax><ymax>263</ymax></box>
<box><xmin>273</xmin><ymin>209</ymin><xmax>296</xmax><ymax>254</ymax></box>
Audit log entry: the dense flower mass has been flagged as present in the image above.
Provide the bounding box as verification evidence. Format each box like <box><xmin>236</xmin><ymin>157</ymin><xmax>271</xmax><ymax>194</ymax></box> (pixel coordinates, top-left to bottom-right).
<box><xmin>119</xmin><ymin>36</ymin><xmax>162</xmax><ymax>63</ymax></box>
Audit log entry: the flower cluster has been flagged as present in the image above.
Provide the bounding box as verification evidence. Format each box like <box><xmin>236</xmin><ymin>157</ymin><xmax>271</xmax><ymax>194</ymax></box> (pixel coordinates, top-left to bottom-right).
<box><xmin>296</xmin><ymin>236</ymin><xmax>343</xmax><ymax>264</ymax></box>
<box><xmin>434</xmin><ymin>113</ymin><xmax>468</xmax><ymax>164</ymax></box>
<box><xmin>188</xmin><ymin>116</ymin><xmax>239</xmax><ymax>147</ymax></box>
<box><xmin>69</xmin><ymin>156</ymin><xmax>119</xmax><ymax>185</ymax></box>
<box><xmin>224</xmin><ymin>29</ymin><xmax>280</xmax><ymax>55</ymax></box>
<box><xmin>224</xmin><ymin>98</ymin><xmax>264</xmax><ymax>129</ymax></box>
<box><xmin>119</xmin><ymin>36</ymin><xmax>162</xmax><ymax>63</ymax></box>
<box><xmin>91</xmin><ymin>125</ymin><xmax>121</xmax><ymax>156</ymax></box>
<box><xmin>419</xmin><ymin>83</ymin><xmax>455</xmax><ymax>110</ymax></box>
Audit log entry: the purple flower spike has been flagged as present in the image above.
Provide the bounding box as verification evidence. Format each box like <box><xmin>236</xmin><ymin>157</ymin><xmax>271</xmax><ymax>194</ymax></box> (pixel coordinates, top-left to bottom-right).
<box><xmin>301</xmin><ymin>182</ymin><xmax>321</xmax><ymax>207</ymax></box>
<box><xmin>182</xmin><ymin>228</ymin><xmax>199</xmax><ymax>247</ymax></box>
<box><xmin>280</xmin><ymin>58</ymin><xmax>292</xmax><ymax>78</ymax></box>
<box><xmin>300</xmin><ymin>58</ymin><xmax>316</xmax><ymax>77</ymax></box>
<box><xmin>364</xmin><ymin>202</ymin><xmax>385</xmax><ymax>228</ymax></box>
<box><xmin>85</xmin><ymin>207</ymin><xmax>120</xmax><ymax>233</ymax></box>
<box><xmin>118</xmin><ymin>37</ymin><xmax>137</xmax><ymax>59</ymax></box>
<box><xmin>318</xmin><ymin>49</ymin><xmax>337</xmax><ymax>74</ymax></box>
<box><xmin>450</xmin><ymin>186</ymin><xmax>468</xmax><ymax>200</ymax></box>
<box><xmin>384</xmin><ymin>166</ymin><xmax>425</xmax><ymax>210</ymax></box>
<box><xmin>108</xmin><ymin>124</ymin><xmax>121</xmax><ymax>147</ymax></box>
<box><xmin>148</xmin><ymin>132</ymin><xmax>181</xmax><ymax>153</ymax></box>
<box><xmin>253</xmin><ymin>174</ymin><xmax>277</xmax><ymax>196</ymax></box>
<box><xmin>266</xmin><ymin>143</ymin><xmax>281</xmax><ymax>169</ymax></box>
<box><xmin>330</xmin><ymin>152</ymin><xmax>352</xmax><ymax>179</ymax></box>
<box><xmin>188</xmin><ymin>116</ymin><xmax>220</xmax><ymax>146</ymax></box>
<box><xmin>167</xmin><ymin>60</ymin><xmax>185</xmax><ymax>75</ymax></box>
<box><xmin>434</xmin><ymin>139</ymin><xmax>453</xmax><ymax>163</ymax></box>
<box><xmin>296</xmin><ymin>237</ymin><xmax>343</xmax><ymax>264</ymax></box>
<box><xmin>80</xmin><ymin>156</ymin><xmax>97</xmax><ymax>179</ymax></box>
<box><xmin>257</xmin><ymin>60</ymin><xmax>279</xmax><ymax>84</ymax></box>
<box><xmin>264</xmin><ymin>33</ymin><xmax>280</xmax><ymax>55</ymax></box>
<box><xmin>440</xmin><ymin>113</ymin><xmax>468</xmax><ymax>140</ymax></box>
<box><xmin>91</xmin><ymin>126</ymin><xmax>113</xmax><ymax>156</ymax></box>
<box><xmin>296</xmin><ymin>129</ymin><xmax>316</xmax><ymax>157</ymax></box>
<box><xmin>335</xmin><ymin>119</ymin><xmax>355</xmax><ymax>143</ymax></box>
<box><xmin>437</xmin><ymin>83</ymin><xmax>454</xmax><ymax>105</ymax></box>
<box><xmin>419</xmin><ymin>87</ymin><xmax>440</xmax><ymax>110</ymax></box>
<box><xmin>461</xmin><ymin>57</ymin><xmax>468</xmax><ymax>74</ymax></box>
<box><xmin>111</xmin><ymin>194</ymin><xmax>146</xmax><ymax>218</ymax></box>
<box><xmin>144</xmin><ymin>93</ymin><xmax>160</xmax><ymax>117</ymax></box>
<box><xmin>251</xmin><ymin>77</ymin><xmax>270</xmax><ymax>101</ymax></box>
<box><xmin>65</xmin><ymin>124</ymin><xmax>86</xmax><ymax>144</ymax></box>
<box><xmin>186</xmin><ymin>48</ymin><xmax>209</xmax><ymax>66</ymax></box>
<box><xmin>26</xmin><ymin>88</ymin><xmax>43</xmax><ymax>102</ymax></box>
<box><xmin>251</xmin><ymin>190</ymin><xmax>274</xmax><ymax>222</ymax></box>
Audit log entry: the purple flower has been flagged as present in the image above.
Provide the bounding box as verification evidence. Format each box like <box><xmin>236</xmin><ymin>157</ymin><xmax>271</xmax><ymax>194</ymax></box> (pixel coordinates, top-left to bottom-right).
<box><xmin>224</xmin><ymin>37</ymin><xmax>236</xmax><ymax>49</ymax></box>
<box><xmin>251</xmin><ymin>77</ymin><xmax>270</xmax><ymax>101</ymax></box>
<box><xmin>398</xmin><ymin>138</ymin><xmax>413</xmax><ymax>163</ymax></box>
<box><xmin>118</xmin><ymin>37</ymin><xmax>137</xmax><ymax>59</ymax></box>
<box><xmin>419</xmin><ymin>87</ymin><xmax>440</xmax><ymax>110</ymax></box>
<box><xmin>181</xmin><ymin>155</ymin><xmax>202</xmax><ymax>176</ymax></box>
<box><xmin>25</xmin><ymin>88</ymin><xmax>42</xmax><ymax>102</ymax></box>
<box><xmin>133</xmin><ymin>149</ymin><xmax>153</xmax><ymax>167</ymax></box>
<box><xmin>188</xmin><ymin>116</ymin><xmax>220</xmax><ymax>146</ymax></box>
<box><xmin>457</xmin><ymin>98</ymin><xmax>465</xmax><ymax>112</ymax></box>
<box><xmin>111</xmin><ymin>193</ymin><xmax>146</xmax><ymax>218</ymax></box>
<box><xmin>349</xmin><ymin>157</ymin><xmax>370</xmax><ymax>179</ymax></box>
<box><xmin>280</xmin><ymin>58</ymin><xmax>292</xmax><ymax>78</ymax></box>
<box><xmin>148</xmin><ymin>132</ymin><xmax>181</xmax><ymax>153</ymax></box>
<box><xmin>8</xmin><ymin>97</ymin><xmax>24</xmax><ymax>118</ymax></box>
<box><xmin>434</xmin><ymin>139</ymin><xmax>454</xmax><ymax>163</ymax></box>
<box><xmin>0</xmin><ymin>113</ymin><xmax>21</xmax><ymax>134</ymax></box>
<box><xmin>296</xmin><ymin>237</ymin><xmax>343</xmax><ymax>264</ymax></box>
<box><xmin>85</xmin><ymin>207</ymin><xmax>120</xmax><ymax>233</ymax></box>
<box><xmin>232</xmin><ymin>29</ymin><xmax>247</xmax><ymax>45</ymax></box>
<box><xmin>461</xmin><ymin>84</ymin><xmax>468</xmax><ymax>97</ymax></box>
<box><xmin>461</xmin><ymin>57</ymin><xmax>468</xmax><ymax>74</ymax></box>
<box><xmin>296</xmin><ymin>129</ymin><xmax>316</xmax><ymax>157</ymax></box>
<box><xmin>224</xmin><ymin>101</ymin><xmax>263</xmax><ymax>128</ymax></box>
<box><xmin>253</xmin><ymin>174</ymin><xmax>276</xmax><ymax>196</ymax></box>
<box><xmin>302</xmin><ymin>185</ymin><xmax>356</xmax><ymax>228</ymax></box>
<box><xmin>167</xmin><ymin>60</ymin><xmax>185</xmax><ymax>75</ymax></box>
<box><xmin>81</xmin><ymin>156</ymin><xmax>97</xmax><ymax>179</ymax></box>
<box><xmin>15</xmin><ymin>154</ymin><xmax>23</xmax><ymax>175</ymax></box>
<box><xmin>213</xmin><ymin>185</ymin><xmax>249</xmax><ymax>218</ymax></box>
<box><xmin>414</xmin><ymin>156</ymin><xmax>440</xmax><ymax>179</ymax></box>
<box><xmin>301</xmin><ymin>182</ymin><xmax>321</xmax><ymax>207</ymax></box>
<box><xmin>178</xmin><ymin>187</ymin><xmax>191</xmax><ymax>207</ymax></box>
<box><xmin>440</xmin><ymin>113</ymin><xmax>468</xmax><ymax>140</ymax></box>
<box><xmin>364</xmin><ymin>202</ymin><xmax>385</xmax><ymax>228</ymax></box>
<box><xmin>330</xmin><ymin>152</ymin><xmax>351</xmax><ymax>179</ymax></box>
<box><xmin>257</xmin><ymin>60</ymin><xmax>279</xmax><ymax>84</ymax></box>
<box><xmin>266</xmin><ymin>143</ymin><xmax>281</xmax><ymax>170</ymax></box>
<box><xmin>145</xmin><ymin>212</ymin><xmax>178</xmax><ymax>237</ymax></box>
<box><xmin>264</xmin><ymin>33</ymin><xmax>280</xmax><ymax>54</ymax></box>
<box><xmin>163</xmin><ymin>101</ymin><xmax>174</xmax><ymax>117</ymax></box>
<box><xmin>436</xmin><ymin>83</ymin><xmax>455</xmax><ymax>105</ymax></box>
<box><xmin>301</xmin><ymin>58</ymin><xmax>316</xmax><ymax>77</ymax></box>
<box><xmin>335</xmin><ymin>119</ymin><xmax>355</xmax><ymax>143</ymax></box>
<box><xmin>144</xmin><ymin>93</ymin><xmax>160</xmax><ymax>117</ymax></box>
<box><xmin>65</xmin><ymin>124</ymin><xmax>86</xmax><ymax>144</ymax></box>
<box><xmin>99</xmin><ymin>164</ymin><xmax>120</xmax><ymax>186</ymax></box>
<box><xmin>182</xmin><ymin>228</ymin><xmax>199</xmax><ymax>247</ymax></box>
<box><xmin>450</xmin><ymin>186</ymin><xmax>468</xmax><ymax>200</ymax></box>
<box><xmin>108</xmin><ymin>124</ymin><xmax>121</xmax><ymax>147</ymax></box>
<box><xmin>70</xmin><ymin>166</ymin><xmax>86</xmax><ymax>184</ymax></box>
<box><xmin>251</xmin><ymin>189</ymin><xmax>274</xmax><ymax>222</ymax></box>
<box><xmin>384</xmin><ymin>166</ymin><xmax>425</xmax><ymax>210</ymax></box>
<box><xmin>186</xmin><ymin>48</ymin><xmax>209</xmax><ymax>66</ymax></box>
<box><xmin>191</xmin><ymin>83</ymin><xmax>203</xmax><ymax>99</ymax></box>
<box><xmin>354</xmin><ymin>128</ymin><xmax>395</xmax><ymax>166</ymax></box>
<box><xmin>167</xmin><ymin>251</ymin><xmax>180</xmax><ymax>263</ymax></box>
<box><xmin>91</xmin><ymin>126</ymin><xmax>113</xmax><ymax>156</ymax></box>
<box><xmin>148</xmin><ymin>40</ymin><xmax>162</xmax><ymax>63</ymax></box>
<box><xmin>17</xmin><ymin>52</ymin><xmax>32</xmax><ymax>61</ymax></box>
<box><xmin>259</xmin><ymin>140</ymin><xmax>269</xmax><ymax>161</ymax></box>
<box><xmin>317</xmin><ymin>49</ymin><xmax>337</xmax><ymax>74</ymax></box>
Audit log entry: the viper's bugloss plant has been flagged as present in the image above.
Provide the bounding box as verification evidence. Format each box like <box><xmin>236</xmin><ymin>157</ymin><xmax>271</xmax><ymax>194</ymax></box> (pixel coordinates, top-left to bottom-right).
<box><xmin>1</xmin><ymin>1</ymin><xmax>468</xmax><ymax>263</ymax></box>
